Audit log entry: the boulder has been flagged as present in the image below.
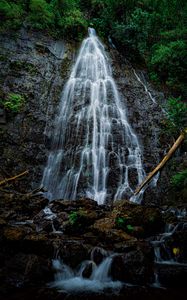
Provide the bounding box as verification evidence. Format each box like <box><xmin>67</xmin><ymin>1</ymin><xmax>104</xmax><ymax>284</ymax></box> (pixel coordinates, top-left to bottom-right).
<box><xmin>156</xmin><ymin>263</ymin><xmax>187</xmax><ymax>287</ymax></box>
<box><xmin>111</xmin><ymin>242</ymin><xmax>154</xmax><ymax>285</ymax></box>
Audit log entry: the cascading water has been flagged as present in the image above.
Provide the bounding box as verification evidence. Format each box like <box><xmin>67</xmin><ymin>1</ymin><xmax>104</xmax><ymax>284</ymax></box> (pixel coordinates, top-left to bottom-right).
<box><xmin>42</xmin><ymin>28</ymin><xmax>145</xmax><ymax>204</ymax></box>
<box><xmin>150</xmin><ymin>208</ymin><xmax>187</xmax><ymax>288</ymax></box>
<box><xmin>133</xmin><ymin>69</ymin><xmax>156</xmax><ymax>104</ymax></box>
<box><xmin>50</xmin><ymin>249</ymin><xmax>122</xmax><ymax>293</ymax></box>
<box><xmin>151</xmin><ymin>208</ymin><xmax>187</xmax><ymax>265</ymax></box>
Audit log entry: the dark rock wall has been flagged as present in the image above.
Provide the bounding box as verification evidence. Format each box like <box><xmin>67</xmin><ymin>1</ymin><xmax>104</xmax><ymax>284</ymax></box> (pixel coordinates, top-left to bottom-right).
<box><xmin>0</xmin><ymin>29</ymin><xmax>170</xmax><ymax>203</ymax></box>
<box><xmin>0</xmin><ymin>28</ymin><xmax>76</xmax><ymax>191</ymax></box>
<box><xmin>109</xmin><ymin>49</ymin><xmax>168</xmax><ymax>204</ymax></box>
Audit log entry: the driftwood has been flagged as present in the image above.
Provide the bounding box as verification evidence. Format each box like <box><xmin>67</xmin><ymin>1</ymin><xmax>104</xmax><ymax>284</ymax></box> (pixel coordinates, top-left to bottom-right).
<box><xmin>134</xmin><ymin>129</ymin><xmax>187</xmax><ymax>196</ymax></box>
<box><xmin>23</xmin><ymin>186</ymin><xmax>45</xmax><ymax>197</ymax></box>
<box><xmin>0</xmin><ymin>170</ymin><xmax>29</xmax><ymax>187</ymax></box>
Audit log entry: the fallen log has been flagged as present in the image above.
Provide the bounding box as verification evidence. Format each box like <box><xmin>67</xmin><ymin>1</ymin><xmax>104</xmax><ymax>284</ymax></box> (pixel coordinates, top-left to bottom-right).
<box><xmin>0</xmin><ymin>170</ymin><xmax>29</xmax><ymax>187</ymax></box>
<box><xmin>134</xmin><ymin>129</ymin><xmax>187</xmax><ymax>196</ymax></box>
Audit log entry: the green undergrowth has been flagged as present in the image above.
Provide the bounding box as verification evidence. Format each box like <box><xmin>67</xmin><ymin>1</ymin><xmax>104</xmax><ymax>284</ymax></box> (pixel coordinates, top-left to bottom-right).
<box><xmin>115</xmin><ymin>215</ymin><xmax>134</xmax><ymax>233</ymax></box>
<box><xmin>162</xmin><ymin>96</ymin><xmax>187</xmax><ymax>137</ymax></box>
<box><xmin>171</xmin><ymin>169</ymin><xmax>187</xmax><ymax>189</ymax></box>
<box><xmin>0</xmin><ymin>93</ymin><xmax>25</xmax><ymax>112</ymax></box>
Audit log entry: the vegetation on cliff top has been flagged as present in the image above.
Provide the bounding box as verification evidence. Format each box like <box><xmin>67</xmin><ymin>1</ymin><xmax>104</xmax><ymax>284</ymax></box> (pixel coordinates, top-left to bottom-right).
<box><xmin>0</xmin><ymin>0</ymin><xmax>88</xmax><ymax>38</ymax></box>
<box><xmin>0</xmin><ymin>0</ymin><xmax>186</xmax><ymax>99</ymax></box>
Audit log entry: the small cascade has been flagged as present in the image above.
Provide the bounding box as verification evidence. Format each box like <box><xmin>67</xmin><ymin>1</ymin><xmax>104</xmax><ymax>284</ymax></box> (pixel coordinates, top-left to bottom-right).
<box><xmin>152</xmin><ymin>272</ymin><xmax>161</xmax><ymax>288</ymax></box>
<box><xmin>133</xmin><ymin>69</ymin><xmax>156</xmax><ymax>104</ymax></box>
<box><xmin>150</xmin><ymin>208</ymin><xmax>187</xmax><ymax>287</ymax></box>
<box><xmin>50</xmin><ymin>251</ymin><xmax>122</xmax><ymax>293</ymax></box>
<box><xmin>42</xmin><ymin>28</ymin><xmax>145</xmax><ymax>204</ymax></box>
<box><xmin>43</xmin><ymin>206</ymin><xmax>63</xmax><ymax>234</ymax></box>
<box><xmin>151</xmin><ymin>208</ymin><xmax>187</xmax><ymax>265</ymax></box>
<box><xmin>152</xmin><ymin>223</ymin><xmax>187</xmax><ymax>265</ymax></box>
<box><xmin>151</xmin><ymin>223</ymin><xmax>178</xmax><ymax>264</ymax></box>
<box><xmin>43</xmin><ymin>207</ymin><xmax>57</xmax><ymax>220</ymax></box>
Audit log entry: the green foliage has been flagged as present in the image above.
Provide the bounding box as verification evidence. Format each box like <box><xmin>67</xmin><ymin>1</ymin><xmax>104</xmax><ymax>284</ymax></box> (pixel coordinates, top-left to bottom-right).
<box><xmin>0</xmin><ymin>93</ymin><xmax>25</xmax><ymax>112</ymax></box>
<box><xmin>115</xmin><ymin>215</ymin><xmax>134</xmax><ymax>232</ymax></box>
<box><xmin>0</xmin><ymin>0</ymin><xmax>186</xmax><ymax>96</ymax></box>
<box><xmin>111</xmin><ymin>23</ymin><xmax>137</xmax><ymax>52</ymax></box>
<box><xmin>149</xmin><ymin>40</ymin><xmax>187</xmax><ymax>94</ymax></box>
<box><xmin>171</xmin><ymin>169</ymin><xmax>187</xmax><ymax>188</ymax></box>
<box><xmin>69</xmin><ymin>211</ymin><xmax>78</xmax><ymax>225</ymax></box>
<box><xmin>27</xmin><ymin>0</ymin><xmax>55</xmax><ymax>30</ymax></box>
<box><xmin>0</xmin><ymin>0</ymin><xmax>24</xmax><ymax>30</ymax></box>
<box><xmin>0</xmin><ymin>0</ymin><xmax>87</xmax><ymax>38</ymax></box>
<box><xmin>126</xmin><ymin>224</ymin><xmax>134</xmax><ymax>232</ymax></box>
<box><xmin>87</xmin><ymin>0</ymin><xmax>187</xmax><ymax>97</ymax></box>
<box><xmin>27</xmin><ymin>0</ymin><xmax>87</xmax><ymax>37</ymax></box>
<box><xmin>164</xmin><ymin>96</ymin><xmax>187</xmax><ymax>135</ymax></box>
<box><xmin>115</xmin><ymin>216</ymin><xmax>127</xmax><ymax>228</ymax></box>
<box><xmin>58</xmin><ymin>8</ymin><xmax>87</xmax><ymax>38</ymax></box>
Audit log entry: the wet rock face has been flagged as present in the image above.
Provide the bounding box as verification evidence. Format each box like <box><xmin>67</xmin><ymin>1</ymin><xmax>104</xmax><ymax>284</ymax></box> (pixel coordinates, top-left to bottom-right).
<box><xmin>0</xmin><ymin>28</ymin><xmax>169</xmax><ymax>205</ymax></box>
<box><xmin>108</xmin><ymin>49</ymin><xmax>170</xmax><ymax>205</ymax></box>
<box><xmin>0</xmin><ymin>28</ymin><xmax>75</xmax><ymax>191</ymax></box>
<box><xmin>111</xmin><ymin>242</ymin><xmax>154</xmax><ymax>285</ymax></box>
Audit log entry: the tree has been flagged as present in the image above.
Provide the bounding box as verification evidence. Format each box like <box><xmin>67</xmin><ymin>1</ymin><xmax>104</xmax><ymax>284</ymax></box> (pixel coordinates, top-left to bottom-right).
<box><xmin>27</xmin><ymin>0</ymin><xmax>55</xmax><ymax>29</ymax></box>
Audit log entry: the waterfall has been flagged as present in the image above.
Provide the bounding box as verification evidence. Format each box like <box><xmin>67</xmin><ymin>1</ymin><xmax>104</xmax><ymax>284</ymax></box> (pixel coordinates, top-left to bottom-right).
<box><xmin>42</xmin><ymin>28</ymin><xmax>145</xmax><ymax>204</ymax></box>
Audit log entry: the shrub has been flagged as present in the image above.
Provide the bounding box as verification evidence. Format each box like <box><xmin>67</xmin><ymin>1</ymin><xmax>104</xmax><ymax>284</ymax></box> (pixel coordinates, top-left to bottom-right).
<box><xmin>126</xmin><ymin>224</ymin><xmax>134</xmax><ymax>232</ymax></box>
<box><xmin>69</xmin><ymin>211</ymin><xmax>78</xmax><ymax>225</ymax></box>
<box><xmin>0</xmin><ymin>93</ymin><xmax>25</xmax><ymax>112</ymax></box>
<box><xmin>149</xmin><ymin>40</ymin><xmax>186</xmax><ymax>95</ymax></box>
<box><xmin>27</xmin><ymin>0</ymin><xmax>55</xmax><ymax>30</ymax></box>
<box><xmin>171</xmin><ymin>169</ymin><xmax>187</xmax><ymax>188</ymax></box>
<box><xmin>0</xmin><ymin>0</ymin><xmax>24</xmax><ymax>30</ymax></box>
<box><xmin>115</xmin><ymin>216</ymin><xmax>127</xmax><ymax>229</ymax></box>
<box><xmin>164</xmin><ymin>96</ymin><xmax>187</xmax><ymax>136</ymax></box>
<box><xmin>58</xmin><ymin>8</ymin><xmax>87</xmax><ymax>38</ymax></box>
<box><xmin>115</xmin><ymin>215</ymin><xmax>134</xmax><ymax>232</ymax></box>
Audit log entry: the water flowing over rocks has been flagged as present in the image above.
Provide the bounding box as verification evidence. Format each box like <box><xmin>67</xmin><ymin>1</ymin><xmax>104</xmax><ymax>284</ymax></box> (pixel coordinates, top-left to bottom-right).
<box><xmin>0</xmin><ymin>192</ymin><xmax>187</xmax><ymax>299</ymax></box>
<box><xmin>0</xmin><ymin>27</ymin><xmax>171</xmax><ymax>204</ymax></box>
<box><xmin>0</xmin><ymin>28</ymin><xmax>186</xmax><ymax>300</ymax></box>
<box><xmin>42</xmin><ymin>28</ymin><xmax>146</xmax><ymax>204</ymax></box>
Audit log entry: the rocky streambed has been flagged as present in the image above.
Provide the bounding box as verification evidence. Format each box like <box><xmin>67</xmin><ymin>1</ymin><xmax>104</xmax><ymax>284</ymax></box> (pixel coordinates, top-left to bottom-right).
<box><xmin>0</xmin><ymin>191</ymin><xmax>187</xmax><ymax>300</ymax></box>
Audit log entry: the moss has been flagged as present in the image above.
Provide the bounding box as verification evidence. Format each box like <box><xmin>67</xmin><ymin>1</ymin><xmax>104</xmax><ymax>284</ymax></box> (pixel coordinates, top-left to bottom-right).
<box><xmin>0</xmin><ymin>54</ymin><xmax>8</xmax><ymax>61</ymax></box>
<box><xmin>10</xmin><ymin>60</ymin><xmax>38</xmax><ymax>75</ymax></box>
<box><xmin>171</xmin><ymin>169</ymin><xmax>187</xmax><ymax>189</ymax></box>
<box><xmin>1</xmin><ymin>92</ymin><xmax>25</xmax><ymax>112</ymax></box>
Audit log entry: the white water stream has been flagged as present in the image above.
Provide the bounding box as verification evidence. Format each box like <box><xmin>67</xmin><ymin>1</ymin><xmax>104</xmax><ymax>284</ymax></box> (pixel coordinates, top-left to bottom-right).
<box><xmin>42</xmin><ymin>28</ymin><xmax>145</xmax><ymax>204</ymax></box>
<box><xmin>133</xmin><ymin>69</ymin><xmax>156</xmax><ymax>104</ymax></box>
<box><xmin>50</xmin><ymin>248</ymin><xmax>122</xmax><ymax>293</ymax></box>
<box><xmin>152</xmin><ymin>208</ymin><xmax>187</xmax><ymax>264</ymax></box>
<box><xmin>151</xmin><ymin>208</ymin><xmax>187</xmax><ymax>287</ymax></box>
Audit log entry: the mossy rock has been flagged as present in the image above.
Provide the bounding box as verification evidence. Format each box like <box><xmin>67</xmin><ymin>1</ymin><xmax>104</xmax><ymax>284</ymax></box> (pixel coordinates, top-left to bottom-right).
<box><xmin>113</xmin><ymin>204</ymin><xmax>164</xmax><ymax>237</ymax></box>
<box><xmin>10</xmin><ymin>60</ymin><xmax>38</xmax><ymax>75</ymax></box>
<box><xmin>3</xmin><ymin>226</ymin><xmax>27</xmax><ymax>241</ymax></box>
<box><xmin>64</xmin><ymin>209</ymin><xmax>98</xmax><ymax>234</ymax></box>
<box><xmin>0</xmin><ymin>54</ymin><xmax>8</xmax><ymax>62</ymax></box>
